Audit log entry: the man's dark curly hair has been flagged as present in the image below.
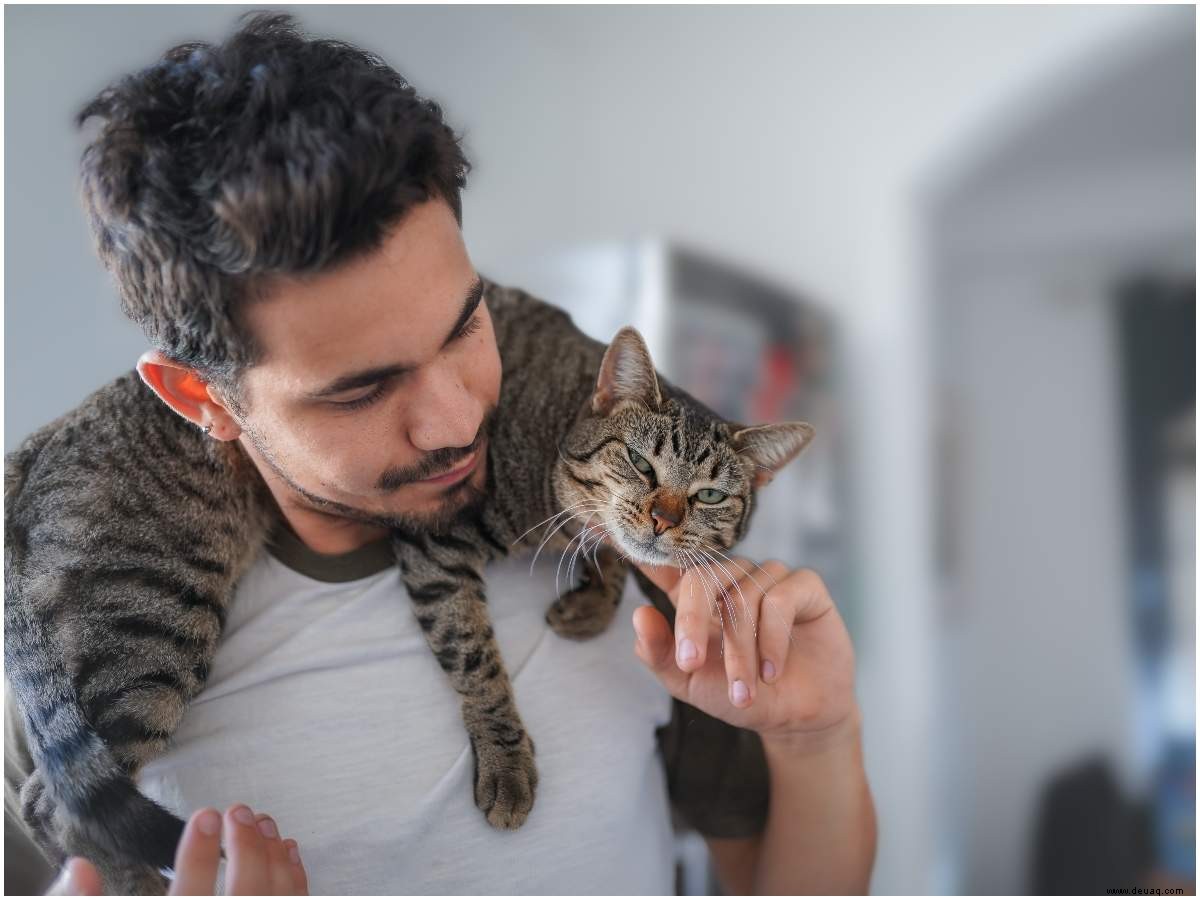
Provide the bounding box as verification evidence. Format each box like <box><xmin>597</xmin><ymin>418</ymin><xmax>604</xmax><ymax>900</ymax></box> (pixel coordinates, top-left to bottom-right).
<box><xmin>75</xmin><ymin>10</ymin><xmax>471</xmax><ymax>410</ymax></box>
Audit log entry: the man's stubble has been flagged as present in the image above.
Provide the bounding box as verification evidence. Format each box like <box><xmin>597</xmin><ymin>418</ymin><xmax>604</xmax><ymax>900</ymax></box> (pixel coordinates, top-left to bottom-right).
<box><xmin>235</xmin><ymin>406</ymin><xmax>496</xmax><ymax>536</ymax></box>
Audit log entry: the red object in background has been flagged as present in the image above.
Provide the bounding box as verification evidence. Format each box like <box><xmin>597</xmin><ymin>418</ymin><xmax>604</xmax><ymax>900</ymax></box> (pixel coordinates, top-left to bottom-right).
<box><xmin>749</xmin><ymin>346</ymin><xmax>798</xmax><ymax>422</ymax></box>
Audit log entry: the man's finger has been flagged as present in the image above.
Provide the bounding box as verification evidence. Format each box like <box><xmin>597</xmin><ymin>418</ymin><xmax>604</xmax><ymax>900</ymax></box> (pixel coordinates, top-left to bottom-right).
<box><xmin>225</xmin><ymin>805</ymin><xmax>271</xmax><ymax>894</ymax></box>
<box><xmin>754</xmin><ymin>561</ymin><xmax>797</xmax><ymax>685</ymax></box>
<box><xmin>168</xmin><ymin>808</ymin><xmax>223</xmax><ymax>895</ymax></box>
<box><xmin>717</xmin><ymin>570</ymin><xmax>762</xmax><ymax>709</ymax></box>
<box><xmin>631</xmin><ymin>560</ymin><xmax>684</xmax><ymax>597</ymax></box>
<box><xmin>672</xmin><ymin>563</ymin><xmax>713</xmax><ymax>673</ymax></box>
<box><xmin>282</xmin><ymin>840</ymin><xmax>309</xmax><ymax>895</ymax></box>
<box><xmin>254</xmin><ymin>814</ymin><xmax>294</xmax><ymax>895</ymax></box>
<box><xmin>697</xmin><ymin>555</ymin><xmax>767</xmax><ymax>708</ymax></box>
<box><xmin>631</xmin><ymin>605</ymin><xmax>690</xmax><ymax>698</ymax></box>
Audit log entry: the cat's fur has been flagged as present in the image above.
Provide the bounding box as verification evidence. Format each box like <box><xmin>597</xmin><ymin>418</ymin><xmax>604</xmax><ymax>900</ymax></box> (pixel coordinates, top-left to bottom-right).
<box><xmin>4</xmin><ymin>278</ymin><xmax>814</xmax><ymax>893</ymax></box>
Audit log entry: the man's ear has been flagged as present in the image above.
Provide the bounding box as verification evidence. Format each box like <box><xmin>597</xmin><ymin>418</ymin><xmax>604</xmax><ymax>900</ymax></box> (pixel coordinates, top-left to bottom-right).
<box><xmin>135</xmin><ymin>350</ymin><xmax>243</xmax><ymax>441</ymax></box>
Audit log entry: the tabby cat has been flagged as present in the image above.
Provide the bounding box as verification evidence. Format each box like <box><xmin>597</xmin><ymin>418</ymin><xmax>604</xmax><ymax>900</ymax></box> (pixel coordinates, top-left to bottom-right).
<box><xmin>4</xmin><ymin>278</ymin><xmax>814</xmax><ymax>893</ymax></box>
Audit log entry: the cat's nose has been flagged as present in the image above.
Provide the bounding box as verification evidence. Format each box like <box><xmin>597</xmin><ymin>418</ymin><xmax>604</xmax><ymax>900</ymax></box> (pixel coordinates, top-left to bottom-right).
<box><xmin>651</xmin><ymin>503</ymin><xmax>680</xmax><ymax>536</ymax></box>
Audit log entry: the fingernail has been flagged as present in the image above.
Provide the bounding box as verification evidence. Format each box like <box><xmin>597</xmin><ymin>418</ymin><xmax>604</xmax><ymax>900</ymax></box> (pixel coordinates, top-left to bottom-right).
<box><xmin>232</xmin><ymin>806</ymin><xmax>255</xmax><ymax>826</ymax></box>
<box><xmin>196</xmin><ymin>809</ymin><xmax>221</xmax><ymax>836</ymax></box>
<box><xmin>677</xmin><ymin>638</ymin><xmax>698</xmax><ymax>665</ymax></box>
<box><xmin>761</xmin><ymin>659</ymin><xmax>776</xmax><ymax>682</ymax></box>
<box><xmin>287</xmin><ymin>842</ymin><xmax>302</xmax><ymax>865</ymax></box>
<box><xmin>731</xmin><ymin>679</ymin><xmax>750</xmax><ymax>706</ymax></box>
<box><xmin>257</xmin><ymin>816</ymin><xmax>279</xmax><ymax>839</ymax></box>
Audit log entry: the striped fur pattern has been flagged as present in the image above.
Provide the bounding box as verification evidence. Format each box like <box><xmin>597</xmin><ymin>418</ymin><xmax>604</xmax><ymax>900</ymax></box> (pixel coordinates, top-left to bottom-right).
<box><xmin>4</xmin><ymin>278</ymin><xmax>814</xmax><ymax>890</ymax></box>
<box><xmin>4</xmin><ymin>375</ymin><xmax>274</xmax><ymax>892</ymax></box>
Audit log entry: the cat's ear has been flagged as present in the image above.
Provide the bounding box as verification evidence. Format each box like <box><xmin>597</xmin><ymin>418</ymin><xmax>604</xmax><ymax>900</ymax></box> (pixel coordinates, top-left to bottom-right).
<box><xmin>730</xmin><ymin>422</ymin><xmax>815</xmax><ymax>489</ymax></box>
<box><xmin>592</xmin><ymin>327</ymin><xmax>662</xmax><ymax>416</ymax></box>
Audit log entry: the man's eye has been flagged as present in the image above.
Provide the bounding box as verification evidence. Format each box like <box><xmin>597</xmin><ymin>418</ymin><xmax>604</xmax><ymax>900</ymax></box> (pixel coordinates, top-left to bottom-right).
<box><xmin>456</xmin><ymin>314</ymin><xmax>482</xmax><ymax>341</ymax></box>
<box><xmin>332</xmin><ymin>382</ymin><xmax>388</xmax><ymax>411</ymax></box>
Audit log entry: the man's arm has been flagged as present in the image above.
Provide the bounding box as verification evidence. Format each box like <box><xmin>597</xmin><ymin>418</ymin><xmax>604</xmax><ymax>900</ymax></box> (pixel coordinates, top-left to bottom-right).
<box><xmin>706</xmin><ymin>707</ymin><xmax>876</xmax><ymax>894</ymax></box>
<box><xmin>631</xmin><ymin>558</ymin><xmax>876</xmax><ymax>894</ymax></box>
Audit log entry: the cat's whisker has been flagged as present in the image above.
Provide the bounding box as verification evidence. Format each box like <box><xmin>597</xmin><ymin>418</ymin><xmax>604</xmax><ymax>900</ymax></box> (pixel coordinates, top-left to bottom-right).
<box><xmin>674</xmin><ymin>551</ymin><xmax>703</xmax><ymax>632</ymax></box>
<box><xmin>585</xmin><ymin>522</ymin><xmax>615</xmax><ymax>583</ymax></box>
<box><xmin>531</xmin><ymin>515</ymin><xmax>573</xmax><ymax>575</ymax></box>
<box><xmin>680</xmin><ymin>550</ymin><xmax>718</xmax><ymax>625</ymax></box>
<box><xmin>557</xmin><ymin>515</ymin><xmax>614</xmax><ymax>598</ymax></box>
<box><xmin>513</xmin><ymin>501</ymin><xmax>588</xmax><ymax>542</ymax></box>
<box><xmin>700</xmin><ymin>543</ymin><xmax>781</xmax><ymax>591</ymax></box>
<box><xmin>686</xmin><ymin>547</ymin><xmax>739</xmax><ymax>628</ymax></box>
<box><xmin>530</xmin><ymin>506</ymin><xmax>605</xmax><ymax>574</ymax></box>
<box><xmin>704</xmin><ymin>554</ymin><xmax>741</xmax><ymax>636</ymax></box>
<box><xmin>568</xmin><ymin>520</ymin><xmax>612</xmax><ymax>591</ymax></box>
<box><xmin>697</xmin><ymin>541</ymin><xmax>781</xmax><ymax>639</ymax></box>
<box><xmin>513</xmin><ymin>499</ymin><xmax>605</xmax><ymax>546</ymax></box>
<box><xmin>681</xmin><ymin>548</ymin><xmax>726</xmax><ymax>628</ymax></box>
<box><xmin>699</xmin><ymin>542</ymin><xmax>799</xmax><ymax>649</ymax></box>
<box><xmin>686</xmin><ymin>549</ymin><xmax>729</xmax><ymax>633</ymax></box>
<box><xmin>695</xmin><ymin>548</ymin><xmax>754</xmax><ymax>639</ymax></box>
<box><xmin>584</xmin><ymin>525</ymin><xmax>618</xmax><ymax>585</ymax></box>
<box><xmin>555</xmin><ymin>513</ymin><xmax>598</xmax><ymax>598</ymax></box>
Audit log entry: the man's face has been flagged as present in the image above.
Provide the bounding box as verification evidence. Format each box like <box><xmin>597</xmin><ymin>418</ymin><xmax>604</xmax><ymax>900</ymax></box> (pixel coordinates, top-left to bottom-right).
<box><xmin>229</xmin><ymin>197</ymin><xmax>501</xmax><ymax>533</ymax></box>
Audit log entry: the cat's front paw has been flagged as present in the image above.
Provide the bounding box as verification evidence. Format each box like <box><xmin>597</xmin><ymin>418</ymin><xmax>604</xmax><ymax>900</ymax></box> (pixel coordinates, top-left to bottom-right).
<box><xmin>473</xmin><ymin>733</ymin><xmax>538</xmax><ymax>830</ymax></box>
<box><xmin>545</xmin><ymin>585</ymin><xmax>620</xmax><ymax>640</ymax></box>
<box><xmin>20</xmin><ymin>770</ymin><xmax>168</xmax><ymax>894</ymax></box>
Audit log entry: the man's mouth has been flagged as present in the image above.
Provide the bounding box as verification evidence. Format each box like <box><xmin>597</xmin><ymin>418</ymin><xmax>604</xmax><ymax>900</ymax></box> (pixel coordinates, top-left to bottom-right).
<box><xmin>420</xmin><ymin>450</ymin><xmax>478</xmax><ymax>486</ymax></box>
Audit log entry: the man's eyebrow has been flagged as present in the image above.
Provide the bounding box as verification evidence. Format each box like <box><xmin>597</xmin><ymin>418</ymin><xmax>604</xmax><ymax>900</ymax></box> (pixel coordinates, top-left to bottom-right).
<box><xmin>305</xmin><ymin>275</ymin><xmax>485</xmax><ymax>400</ymax></box>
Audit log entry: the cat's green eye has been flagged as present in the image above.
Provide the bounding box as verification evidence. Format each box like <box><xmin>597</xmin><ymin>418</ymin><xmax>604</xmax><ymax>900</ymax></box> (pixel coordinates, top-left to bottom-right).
<box><xmin>695</xmin><ymin>488</ymin><xmax>728</xmax><ymax>504</ymax></box>
<box><xmin>627</xmin><ymin>447</ymin><xmax>654</xmax><ymax>476</ymax></box>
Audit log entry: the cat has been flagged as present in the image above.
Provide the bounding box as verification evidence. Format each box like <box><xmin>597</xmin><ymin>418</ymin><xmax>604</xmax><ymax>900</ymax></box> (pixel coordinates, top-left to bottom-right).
<box><xmin>4</xmin><ymin>277</ymin><xmax>814</xmax><ymax>893</ymax></box>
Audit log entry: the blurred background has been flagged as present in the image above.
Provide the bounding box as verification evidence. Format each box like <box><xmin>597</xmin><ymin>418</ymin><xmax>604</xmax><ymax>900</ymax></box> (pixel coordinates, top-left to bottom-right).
<box><xmin>5</xmin><ymin>4</ymin><xmax>1194</xmax><ymax>894</ymax></box>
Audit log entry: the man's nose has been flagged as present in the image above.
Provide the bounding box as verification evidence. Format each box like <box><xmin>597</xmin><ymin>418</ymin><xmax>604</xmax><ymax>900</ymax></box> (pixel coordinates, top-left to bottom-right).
<box><xmin>406</xmin><ymin>361</ymin><xmax>481</xmax><ymax>452</ymax></box>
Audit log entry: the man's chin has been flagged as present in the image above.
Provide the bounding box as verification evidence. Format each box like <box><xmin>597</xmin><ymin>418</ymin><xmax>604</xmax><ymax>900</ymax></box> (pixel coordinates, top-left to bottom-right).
<box><xmin>374</xmin><ymin>475</ymin><xmax>487</xmax><ymax>535</ymax></box>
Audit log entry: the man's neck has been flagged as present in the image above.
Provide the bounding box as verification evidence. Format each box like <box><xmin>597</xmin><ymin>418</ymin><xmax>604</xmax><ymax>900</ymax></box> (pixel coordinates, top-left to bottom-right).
<box><xmin>271</xmin><ymin>497</ymin><xmax>390</xmax><ymax>556</ymax></box>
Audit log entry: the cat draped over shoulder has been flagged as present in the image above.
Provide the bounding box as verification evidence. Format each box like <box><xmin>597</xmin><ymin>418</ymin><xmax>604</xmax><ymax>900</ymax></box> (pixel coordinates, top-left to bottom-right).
<box><xmin>4</xmin><ymin>278</ymin><xmax>814</xmax><ymax>893</ymax></box>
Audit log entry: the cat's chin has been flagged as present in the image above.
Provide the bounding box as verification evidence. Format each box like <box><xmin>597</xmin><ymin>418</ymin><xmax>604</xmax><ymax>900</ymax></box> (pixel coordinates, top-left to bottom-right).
<box><xmin>612</xmin><ymin>533</ymin><xmax>674</xmax><ymax>567</ymax></box>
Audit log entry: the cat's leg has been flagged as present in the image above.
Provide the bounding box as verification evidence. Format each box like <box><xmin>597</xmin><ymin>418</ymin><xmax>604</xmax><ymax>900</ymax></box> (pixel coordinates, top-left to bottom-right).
<box><xmin>545</xmin><ymin>545</ymin><xmax>628</xmax><ymax>640</ymax></box>
<box><xmin>393</xmin><ymin>530</ymin><xmax>538</xmax><ymax>830</ymax></box>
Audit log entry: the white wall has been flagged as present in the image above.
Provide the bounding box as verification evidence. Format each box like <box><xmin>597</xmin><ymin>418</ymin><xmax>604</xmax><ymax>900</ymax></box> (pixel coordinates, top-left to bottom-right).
<box><xmin>929</xmin><ymin>22</ymin><xmax>1194</xmax><ymax>894</ymax></box>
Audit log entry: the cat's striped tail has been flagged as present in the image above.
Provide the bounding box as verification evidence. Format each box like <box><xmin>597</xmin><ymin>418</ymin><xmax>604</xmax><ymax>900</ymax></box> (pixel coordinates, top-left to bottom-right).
<box><xmin>4</xmin><ymin>430</ymin><xmax>186</xmax><ymax>873</ymax></box>
<box><xmin>4</xmin><ymin>606</ymin><xmax>187</xmax><ymax>872</ymax></box>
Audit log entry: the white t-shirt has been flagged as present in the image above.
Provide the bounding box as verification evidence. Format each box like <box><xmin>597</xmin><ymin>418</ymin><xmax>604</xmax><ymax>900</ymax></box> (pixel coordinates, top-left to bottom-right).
<box><xmin>136</xmin><ymin>532</ymin><xmax>678</xmax><ymax>895</ymax></box>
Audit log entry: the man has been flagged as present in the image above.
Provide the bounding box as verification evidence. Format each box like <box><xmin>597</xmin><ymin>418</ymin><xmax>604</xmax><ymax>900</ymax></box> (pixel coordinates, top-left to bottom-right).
<box><xmin>7</xmin><ymin>10</ymin><xmax>875</xmax><ymax>894</ymax></box>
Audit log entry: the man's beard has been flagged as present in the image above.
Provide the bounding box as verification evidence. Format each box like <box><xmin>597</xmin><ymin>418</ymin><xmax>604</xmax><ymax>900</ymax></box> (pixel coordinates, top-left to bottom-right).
<box><xmin>238</xmin><ymin>406</ymin><xmax>495</xmax><ymax>536</ymax></box>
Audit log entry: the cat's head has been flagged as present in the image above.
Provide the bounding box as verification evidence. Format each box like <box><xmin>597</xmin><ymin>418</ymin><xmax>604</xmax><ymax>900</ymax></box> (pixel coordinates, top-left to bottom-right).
<box><xmin>552</xmin><ymin>326</ymin><xmax>814</xmax><ymax>567</ymax></box>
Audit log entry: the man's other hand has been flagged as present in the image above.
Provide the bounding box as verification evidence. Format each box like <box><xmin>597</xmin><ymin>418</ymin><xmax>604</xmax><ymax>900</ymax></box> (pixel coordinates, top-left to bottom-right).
<box><xmin>46</xmin><ymin>805</ymin><xmax>309</xmax><ymax>895</ymax></box>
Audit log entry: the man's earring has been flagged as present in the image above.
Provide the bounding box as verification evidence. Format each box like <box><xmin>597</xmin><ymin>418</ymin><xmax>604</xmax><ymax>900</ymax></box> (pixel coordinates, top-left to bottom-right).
<box><xmin>203</xmin><ymin>424</ymin><xmax>214</xmax><ymax>436</ymax></box>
